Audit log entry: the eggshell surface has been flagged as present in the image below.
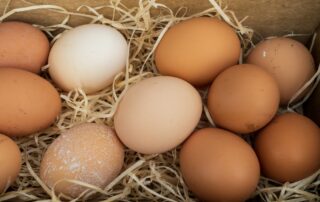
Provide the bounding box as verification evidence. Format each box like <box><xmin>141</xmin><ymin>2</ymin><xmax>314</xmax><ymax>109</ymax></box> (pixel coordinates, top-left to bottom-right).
<box><xmin>247</xmin><ymin>37</ymin><xmax>315</xmax><ymax>105</ymax></box>
<box><xmin>49</xmin><ymin>24</ymin><xmax>128</xmax><ymax>94</ymax></box>
<box><xmin>40</xmin><ymin>123</ymin><xmax>124</xmax><ymax>197</ymax></box>
<box><xmin>180</xmin><ymin>128</ymin><xmax>260</xmax><ymax>201</ymax></box>
<box><xmin>114</xmin><ymin>76</ymin><xmax>202</xmax><ymax>154</ymax></box>
<box><xmin>155</xmin><ymin>17</ymin><xmax>241</xmax><ymax>86</ymax></box>
<box><xmin>255</xmin><ymin>113</ymin><xmax>320</xmax><ymax>183</ymax></box>
<box><xmin>0</xmin><ymin>21</ymin><xmax>50</xmax><ymax>73</ymax></box>
<box><xmin>0</xmin><ymin>134</ymin><xmax>21</xmax><ymax>193</ymax></box>
<box><xmin>208</xmin><ymin>64</ymin><xmax>280</xmax><ymax>134</ymax></box>
<box><xmin>0</xmin><ymin>68</ymin><xmax>61</xmax><ymax>137</ymax></box>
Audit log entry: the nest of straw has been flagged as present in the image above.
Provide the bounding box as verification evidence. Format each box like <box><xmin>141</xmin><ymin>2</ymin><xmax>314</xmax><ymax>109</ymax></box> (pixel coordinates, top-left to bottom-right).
<box><xmin>0</xmin><ymin>0</ymin><xmax>319</xmax><ymax>201</ymax></box>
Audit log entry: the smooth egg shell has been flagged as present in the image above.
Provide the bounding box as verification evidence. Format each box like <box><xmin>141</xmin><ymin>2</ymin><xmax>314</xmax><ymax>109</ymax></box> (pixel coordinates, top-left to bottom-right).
<box><xmin>49</xmin><ymin>24</ymin><xmax>128</xmax><ymax>94</ymax></box>
<box><xmin>0</xmin><ymin>68</ymin><xmax>61</xmax><ymax>136</ymax></box>
<box><xmin>208</xmin><ymin>64</ymin><xmax>280</xmax><ymax>134</ymax></box>
<box><xmin>255</xmin><ymin>113</ymin><xmax>320</xmax><ymax>182</ymax></box>
<box><xmin>114</xmin><ymin>76</ymin><xmax>202</xmax><ymax>154</ymax></box>
<box><xmin>180</xmin><ymin>128</ymin><xmax>260</xmax><ymax>201</ymax></box>
<box><xmin>0</xmin><ymin>134</ymin><xmax>21</xmax><ymax>193</ymax></box>
<box><xmin>155</xmin><ymin>17</ymin><xmax>240</xmax><ymax>86</ymax></box>
<box><xmin>0</xmin><ymin>21</ymin><xmax>50</xmax><ymax>73</ymax></box>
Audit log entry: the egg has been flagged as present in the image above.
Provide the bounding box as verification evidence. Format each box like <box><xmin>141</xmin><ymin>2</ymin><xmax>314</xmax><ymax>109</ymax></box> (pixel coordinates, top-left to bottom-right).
<box><xmin>48</xmin><ymin>24</ymin><xmax>128</xmax><ymax>94</ymax></box>
<box><xmin>207</xmin><ymin>64</ymin><xmax>280</xmax><ymax>134</ymax></box>
<box><xmin>255</xmin><ymin>113</ymin><xmax>320</xmax><ymax>183</ymax></box>
<box><xmin>0</xmin><ymin>134</ymin><xmax>21</xmax><ymax>193</ymax></box>
<box><xmin>0</xmin><ymin>68</ymin><xmax>61</xmax><ymax>137</ymax></box>
<box><xmin>247</xmin><ymin>37</ymin><xmax>315</xmax><ymax>105</ymax></box>
<box><xmin>180</xmin><ymin>128</ymin><xmax>260</xmax><ymax>201</ymax></box>
<box><xmin>114</xmin><ymin>76</ymin><xmax>202</xmax><ymax>154</ymax></box>
<box><xmin>0</xmin><ymin>21</ymin><xmax>50</xmax><ymax>73</ymax></box>
<box><xmin>40</xmin><ymin>123</ymin><xmax>124</xmax><ymax>197</ymax></box>
<box><xmin>155</xmin><ymin>17</ymin><xmax>240</xmax><ymax>86</ymax></box>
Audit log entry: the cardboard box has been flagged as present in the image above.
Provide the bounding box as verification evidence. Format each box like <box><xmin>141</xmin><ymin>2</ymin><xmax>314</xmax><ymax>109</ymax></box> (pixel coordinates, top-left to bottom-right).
<box><xmin>1</xmin><ymin>0</ymin><xmax>320</xmax><ymax>42</ymax></box>
<box><xmin>0</xmin><ymin>0</ymin><xmax>319</xmax><ymax>201</ymax></box>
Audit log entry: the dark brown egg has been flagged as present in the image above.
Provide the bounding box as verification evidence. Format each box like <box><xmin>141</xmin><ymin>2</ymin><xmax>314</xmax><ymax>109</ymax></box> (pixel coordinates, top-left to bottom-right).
<box><xmin>207</xmin><ymin>64</ymin><xmax>280</xmax><ymax>134</ymax></box>
<box><xmin>255</xmin><ymin>113</ymin><xmax>320</xmax><ymax>182</ymax></box>
<box><xmin>180</xmin><ymin>128</ymin><xmax>260</xmax><ymax>201</ymax></box>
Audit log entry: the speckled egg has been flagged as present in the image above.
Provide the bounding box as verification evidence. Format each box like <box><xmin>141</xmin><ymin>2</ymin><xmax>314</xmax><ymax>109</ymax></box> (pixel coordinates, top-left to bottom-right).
<box><xmin>40</xmin><ymin>123</ymin><xmax>124</xmax><ymax>197</ymax></box>
<box><xmin>247</xmin><ymin>37</ymin><xmax>315</xmax><ymax>105</ymax></box>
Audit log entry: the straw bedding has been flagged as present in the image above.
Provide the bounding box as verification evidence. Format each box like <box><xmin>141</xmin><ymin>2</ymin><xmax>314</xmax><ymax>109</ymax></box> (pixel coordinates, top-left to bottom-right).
<box><xmin>0</xmin><ymin>0</ymin><xmax>319</xmax><ymax>201</ymax></box>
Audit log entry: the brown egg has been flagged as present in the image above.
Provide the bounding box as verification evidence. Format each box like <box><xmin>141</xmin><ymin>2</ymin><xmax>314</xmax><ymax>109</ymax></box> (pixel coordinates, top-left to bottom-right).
<box><xmin>0</xmin><ymin>21</ymin><xmax>50</xmax><ymax>73</ymax></box>
<box><xmin>207</xmin><ymin>64</ymin><xmax>280</xmax><ymax>134</ymax></box>
<box><xmin>0</xmin><ymin>134</ymin><xmax>21</xmax><ymax>193</ymax></box>
<box><xmin>155</xmin><ymin>17</ymin><xmax>240</xmax><ymax>86</ymax></box>
<box><xmin>0</xmin><ymin>68</ymin><xmax>61</xmax><ymax>136</ymax></box>
<box><xmin>180</xmin><ymin>128</ymin><xmax>260</xmax><ymax>201</ymax></box>
<box><xmin>255</xmin><ymin>113</ymin><xmax>320</xmax><ymax>183</ymax></box>
<box><xmin>114</xmin><ymin>76</ymin><xmax>202</xmax><ymax>154</ymax></box>
<box><xmin>40</xmin><ymin>123</ymin><xmax>124</xmax><ymax>198</ymax></box>
<box><xmin>247</xmin><ymin>37</ymin><xmax>315</xmax><ymax>105</ymax></box>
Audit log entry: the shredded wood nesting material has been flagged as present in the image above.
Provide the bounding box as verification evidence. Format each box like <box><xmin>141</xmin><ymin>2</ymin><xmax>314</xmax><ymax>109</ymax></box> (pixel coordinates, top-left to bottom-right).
<box><xmin>0</xmin><ymin>0</ymin><xmax>319</xmax><ymax>201</ymax></box>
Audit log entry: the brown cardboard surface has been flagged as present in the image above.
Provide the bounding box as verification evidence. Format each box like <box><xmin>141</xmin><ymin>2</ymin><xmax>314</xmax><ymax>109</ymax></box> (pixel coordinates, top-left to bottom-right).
<box><xmin>313</xmin><ymin>26</ymin><xmax>320</xmax><ymax>65</ymax></box>
<box><xmin>304</xmin><ymin>81</ymin><xmax>320</xmax><ymax>126</ymax></box>
<box><xmin>305</xmin><ymin>27</ymin><xmax>320</xmax><ymax>126</ymax></box>
<box><xmin>0</xmin><ymin>0</ymin><xmax>320</xmax><ymax>43</ymax></box>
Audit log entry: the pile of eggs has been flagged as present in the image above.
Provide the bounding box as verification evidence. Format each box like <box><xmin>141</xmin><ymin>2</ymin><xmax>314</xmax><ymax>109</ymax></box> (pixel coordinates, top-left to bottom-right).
<box><xmin>0</xmin><ymin>17</ymin><xmax>319</xmax><ymax>201</ymax></box>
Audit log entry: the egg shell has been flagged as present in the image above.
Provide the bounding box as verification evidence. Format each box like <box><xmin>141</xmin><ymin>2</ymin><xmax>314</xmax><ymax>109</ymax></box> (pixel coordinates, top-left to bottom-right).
<box><xmin>40</xmin><ymin>123</ymin><xmax>124</xmax><ymax>197</ymax></box>
<box><xmin>114</xmin><ymin>76</ymin><xmax>202</xmax><ymax>154</ymax></box>
<box><xmin>0</xmin><ymin>68</ymin><xmax>61</xmax><ymax>137</ymax></box>
<box><xmin>247</xmin><ymin>37</ymin><xmax>315</xmax><ymax>105</ymax></box>
<box><xmin>255</xmin><ymin>113</ymin><xmax>320</xmax><ymax>183</ymax></box>
<box><xmin>180</xmin><ymin>128</ymin><xmax>260</xmax><ymax>201</ymax></box>
<box><xmin>155</xmin><ymin>17</ymin><xmax>241</xmax><ymax>86</ymax></box>
<box><xmin>48</xmin><ymin>24</ymin><xmax>128</xmax><ymax>94</ymax></box>
<box><xmin>207</xmin><ymin>64</ymin><xmax>280</xmax><ymax>134</ymax></box>
<box><xmin>0</xmin><ymin>21</ymin><xmax>50</xmax><ymax>73</ymax></box>
<box><xmin>0</xmin><ymin>134</ymin><xmax>21</xmax><ymax>193</ymax></box>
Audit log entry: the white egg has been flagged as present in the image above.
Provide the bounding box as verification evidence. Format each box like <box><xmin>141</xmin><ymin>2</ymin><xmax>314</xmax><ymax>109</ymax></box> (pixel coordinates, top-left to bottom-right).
<box><xmin>48</xmin><ymin>24</ymin><xmax>128</xmax><ymax>94</ymax></box>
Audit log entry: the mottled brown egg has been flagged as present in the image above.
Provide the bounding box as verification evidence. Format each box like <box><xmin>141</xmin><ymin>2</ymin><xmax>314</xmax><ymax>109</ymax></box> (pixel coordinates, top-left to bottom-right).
<box><xmin>255</xmin><ymin>113</ymin><xmax>320</xmax><ymax>183</ymax></box>
<box><xmin>247</xmin><ymin>37</ymin><xmax>315</xmax><ymax>105</ymax></box>
<box><xmin>0</xmin><ymin>134</ymin><xmax>21</xmax><ymax>193</ymax></box>
<box><xmin>0</xmin><ymin>68</ymin><xmax>61</xmax><ymax>137</ymax></box>
<box><xmin>0</xmin><ymin>21</ymin><xmax>50</xmax><ymax>73</ymax></box>
<box><xmin>114</xmin><ymin>76</ymin><xmax>202</xmax><ymax>154</ymax></box>
<box><xmin>180</xmin><ymin>128</ymin><xmax>260</xmax><ymax>201</ymax></box>
<box><xmin>40</xmin><ymin>123</ymin><xmax>124</xmax><ymax>198</ymax></box>
<box><xmin>155</xmin><ymin>17</ymin><xmax>241</xmax><ymax>86</ymax></box>
<box><xmin>207</xmin><ymin>64</ymin><xmax>280</xmax><ymax>134</ymax></box>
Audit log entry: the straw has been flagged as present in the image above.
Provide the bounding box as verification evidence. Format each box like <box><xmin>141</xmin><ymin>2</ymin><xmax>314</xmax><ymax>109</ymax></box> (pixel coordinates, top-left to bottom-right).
<box><xmin>0</xmin><ymin>0</ymin><xmax>319</xmax><ymax>201</ymax></box>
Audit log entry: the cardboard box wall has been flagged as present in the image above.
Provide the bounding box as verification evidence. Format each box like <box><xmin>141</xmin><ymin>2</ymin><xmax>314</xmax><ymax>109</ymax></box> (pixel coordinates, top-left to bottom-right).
<box><xmin>0</xmin><ymin>0</ymin><xmax>320</xmax><ymax>43</ymax></box>
<box><xmin>0</xmin><ymin>0</ymin><xmax>319</xmax><ymax>200</ymax></box>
